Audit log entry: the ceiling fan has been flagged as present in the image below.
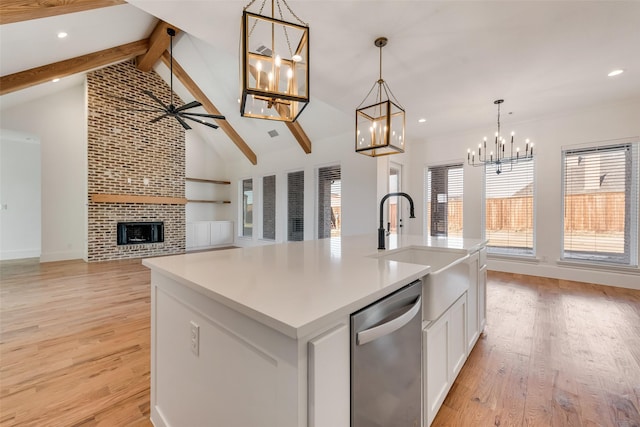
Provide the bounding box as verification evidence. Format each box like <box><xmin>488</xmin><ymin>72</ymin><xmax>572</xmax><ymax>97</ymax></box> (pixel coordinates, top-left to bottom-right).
<box><xmin>115</xmin><ymin>28</ymin><xmax>225</xmax><ymax>130</ymax></box>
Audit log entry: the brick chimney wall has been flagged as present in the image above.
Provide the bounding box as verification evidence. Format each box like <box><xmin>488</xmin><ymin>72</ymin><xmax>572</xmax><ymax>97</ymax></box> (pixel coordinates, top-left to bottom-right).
<box><xmin>87</xmin><ymin>60</ymin><xmax>185</xmax><ymax>261</ymax></box>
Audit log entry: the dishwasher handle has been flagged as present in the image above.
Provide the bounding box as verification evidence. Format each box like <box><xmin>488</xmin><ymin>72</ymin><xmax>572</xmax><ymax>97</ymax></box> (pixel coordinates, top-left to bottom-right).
<box><xmin>356</xmin><ymin>296</ymin><xmax>421</xmax><ymax>346</ymax></box>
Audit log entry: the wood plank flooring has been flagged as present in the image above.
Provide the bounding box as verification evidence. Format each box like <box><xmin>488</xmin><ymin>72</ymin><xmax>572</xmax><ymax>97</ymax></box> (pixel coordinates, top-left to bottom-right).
<box><xmin>432</xmin><ymin>272</ymin><xmax>640</xmax><ymax>427</ymax></box>
<box><xmin>1</xmin><ymin>259</ymin><xmax>639</xmax><ymax>426</ymax></box>
<box><xmin>0</xmin><ymin>259</ymin><xmax>152</xmax><ymax>427</ymax></box>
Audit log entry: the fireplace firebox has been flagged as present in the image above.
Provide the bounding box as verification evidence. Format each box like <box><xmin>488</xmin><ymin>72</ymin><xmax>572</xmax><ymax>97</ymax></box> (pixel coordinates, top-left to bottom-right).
<box><xmin>117</xmin><ymin>222</ymin><xmax>164</xmax><ymax>245</ymax></box>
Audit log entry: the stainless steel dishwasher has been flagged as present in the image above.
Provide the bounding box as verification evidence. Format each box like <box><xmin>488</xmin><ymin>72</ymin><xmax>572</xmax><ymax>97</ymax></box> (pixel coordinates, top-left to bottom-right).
<box><xmin>351</xmin><ymin>280</ymin><xmax>422</xmax><ymax>427</ymax></box>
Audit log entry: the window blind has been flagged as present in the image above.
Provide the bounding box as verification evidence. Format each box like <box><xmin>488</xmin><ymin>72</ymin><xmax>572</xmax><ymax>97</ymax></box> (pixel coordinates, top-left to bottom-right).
<box><xmin>424</xmin><ymin>164</ymin><xmax>463</xmax><ymax>238</ymax></box>
<box><xmin>242</xmin><ymin>178</ymin><xmax>253</xmax><ymax>237</ymax></box>
<box><xmin>484</xmin><ymin>160</ymin><xmax>535</xmax><ymax>256</ymax></box>
<box><xmin>262</xmin><ymin>175</ymin><xmax>276</xmax><ymax>240</ymax></box>
<box><xmin>287</xmin><ymin>171</ymin><xmax>304</xmax><ymax>241</ymax></box>
<box><xmin>562</xmin><ymin>143</ymin><xmax>638</xmax><ymax>265</ymax></box>
<box><xmin>318</xmin><ymin>165</ymin><xmax>341</xmax><ymax>239</ymax></box>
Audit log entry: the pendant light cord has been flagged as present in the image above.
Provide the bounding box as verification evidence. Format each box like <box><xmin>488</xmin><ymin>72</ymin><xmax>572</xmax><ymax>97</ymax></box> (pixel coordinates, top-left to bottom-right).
<box><xmin>496</xmin><ymin>100</ymin><xmax>501</xmax><ymax>139</ymax></box>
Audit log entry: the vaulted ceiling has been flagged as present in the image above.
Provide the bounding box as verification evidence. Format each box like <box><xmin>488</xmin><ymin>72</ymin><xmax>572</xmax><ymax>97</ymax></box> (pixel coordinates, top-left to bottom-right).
<box><xmin>1</xmin><ymin>1</ymin><xmax>639</xmax><ymax>165</ymax></box>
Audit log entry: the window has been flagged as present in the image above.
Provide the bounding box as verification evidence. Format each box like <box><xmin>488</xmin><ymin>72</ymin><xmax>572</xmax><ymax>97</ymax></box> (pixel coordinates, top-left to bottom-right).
<box><xmin>484</xmin><ymin>160</ymin><xmax>535</xmax><ymax>256</ymax></box>
<box><xmin>318</xmin><ymin>165</ymin><xmax>341</xmax><ymax>238</ymax></box>
<box><xmin>241</xmin><ymin>178</ymin><xmax>253</xmax><ymax>237</ymax></box>
<box><xmin>263</xmin><ymin>175</ymin><xmax>276</xmax><ymax>240</ymax></box>
<box><xmin>287</xmin><ymin>171</ymin><xmax>304</xmax><ymax>241</ymax></box>
<box><xmin>425</xmin><ymin>164</ymin><xmax>463</xmax><ymax>238</ymax></box>
<box><xmin>562</xmin><ymin>142</ymin><xmax>639</xmax><ymax>265</ymax></box>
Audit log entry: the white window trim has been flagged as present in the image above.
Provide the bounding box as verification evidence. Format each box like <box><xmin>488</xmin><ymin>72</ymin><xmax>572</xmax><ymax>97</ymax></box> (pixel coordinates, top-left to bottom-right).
<box><xmin>560</xmin><ymin>138</ymin><xmax>639</xmax><ymax>267</ymax></box>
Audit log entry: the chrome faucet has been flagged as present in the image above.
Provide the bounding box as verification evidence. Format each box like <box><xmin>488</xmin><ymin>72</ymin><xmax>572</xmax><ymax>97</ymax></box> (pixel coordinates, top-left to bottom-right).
<box><xmin>378</xmin><ymin>192</ymin><xmax>415</xmax><ymax>250</ymax></box>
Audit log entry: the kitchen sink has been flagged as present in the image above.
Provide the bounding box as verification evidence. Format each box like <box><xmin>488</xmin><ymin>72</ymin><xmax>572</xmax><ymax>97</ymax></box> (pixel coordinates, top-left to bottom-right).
<box><xmin>374</xmin><ymin>247</ymin><xmax>470</xmax><ymax>321</ymax></box>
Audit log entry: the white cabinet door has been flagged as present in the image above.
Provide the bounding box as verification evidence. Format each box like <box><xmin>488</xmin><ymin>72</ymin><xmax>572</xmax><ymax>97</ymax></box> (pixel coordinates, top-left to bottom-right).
<box><xmin>424</xmin><ymin>313</ymin><xmax>450</xmax><ymax>427</ymax></box>
<box><xmin>424</xmin><ymin>293</ymin><xmax>468</xmax><ymax>427</ymax></box>
<box><xmin>467</xmin><ymin>252</ymin><xmax>480</xmax><ymax>353</ymax></box>
<box><xmin>448</xmin><ymin>295</ymin><xmax>467</xmax><ymax>379</ymax></box>
<box><xmin>479</xmin><ymin>264</ymin><xmax>487</xmax><ymax>331</ymax></box>
<box><xmin>209</xmin><ymin>222</ymin><xmax>223</xmax><ymax>246</ymax></box>
<box><xmin>194</xmin><ymin>222</ymin><xmax>211</xmax><ymax>247</ymax></box>
<box><xmin>220</xmin><ymin>221</ymin><xmax>233</xmax><ymax>244</ymax></box>
<box><xmin>466</xmin><ymin>253</ymin><xmax>479</xmax><ymax>353</ymax></box>
<box><xmin>210</xmin><ymin>221</ymin><xmax>234</xmax><ymax>246</ymax></box>
<box><xmin>308</xmin><ymin>324</ymin><xmax>350</xmax><ymax>427</ymax></box>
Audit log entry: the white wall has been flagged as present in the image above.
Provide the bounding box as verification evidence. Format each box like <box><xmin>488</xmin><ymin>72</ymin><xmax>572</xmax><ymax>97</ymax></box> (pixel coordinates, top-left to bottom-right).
<box><xmin>406</xmin><ymin>98</ymin><xmax>640</xmax><ymax>289</ymax></box>
<box><xmin>0</xmin><ymin>83</ymin><xmax>86</xmax><ymax>262</ymax></box>
<box><xmin>0</xmin><ymin>134</ymin><xmax>41</xmax><ymax>259</ymax></box>
<box><xmin>185</xmin><ymin>131</ymin><xmax>232</xmax><ymax>222</ymax></box>
<box><xmin>228</xmin><ymin>129</ymin><xmax>377</xmax><ymax>246</ymax></box>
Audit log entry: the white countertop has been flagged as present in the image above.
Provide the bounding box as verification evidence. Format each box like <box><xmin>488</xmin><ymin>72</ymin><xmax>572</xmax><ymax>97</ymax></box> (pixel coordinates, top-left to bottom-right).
<box><xmin>143</xmin><ymin>234</ymin><xmax>486</xmax><ymax>339</ymax></box>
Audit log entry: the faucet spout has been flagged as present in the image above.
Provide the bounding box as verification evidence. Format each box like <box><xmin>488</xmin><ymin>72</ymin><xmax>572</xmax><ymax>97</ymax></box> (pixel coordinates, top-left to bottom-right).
<box><xmin>378</xmin><ymin>192</ymin><xmax>415</xmax><ymax>250</ymax></box>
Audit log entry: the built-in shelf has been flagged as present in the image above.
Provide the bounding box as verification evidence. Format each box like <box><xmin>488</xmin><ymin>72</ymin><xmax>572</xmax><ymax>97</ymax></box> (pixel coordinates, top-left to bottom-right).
<box><xmin>185</xmin><ymin>178</ymin><xmax>231</xmax><ymax>185</ymax></box>
<box><xmin>185</xmin><ymin>178</ymin><xmax>231</xmax><ymax>205</ymax></box>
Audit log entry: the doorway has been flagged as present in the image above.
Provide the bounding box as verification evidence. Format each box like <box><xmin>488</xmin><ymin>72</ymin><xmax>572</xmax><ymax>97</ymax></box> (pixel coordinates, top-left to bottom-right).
<box><xmin>426</xmin><ymin>163</ymin><xmax>463</xmax><ymax>238</ymax></box>
<box><xmin>0</xmin><ymin>131</ymin><xmax>41</xmax><ymax>260</ymax></box>
<box><xmin>388</xmin><ymin>162</ymin><xmax>402</xmax><ymax>235</ymax></box>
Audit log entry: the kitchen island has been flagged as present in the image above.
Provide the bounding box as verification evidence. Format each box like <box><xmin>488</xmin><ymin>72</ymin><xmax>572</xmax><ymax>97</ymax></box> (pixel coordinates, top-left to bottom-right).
<box><xmin>143</xmin><ymin>234</ymin><xmax>486</xmax><ymax>427</ymax></box>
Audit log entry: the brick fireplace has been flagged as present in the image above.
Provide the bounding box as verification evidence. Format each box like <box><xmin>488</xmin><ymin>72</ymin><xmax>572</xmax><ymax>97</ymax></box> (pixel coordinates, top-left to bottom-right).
<box><xmin>87</xmin><ymin>60</ymin><xmax>185</xmax><ymax>261</ymax></box>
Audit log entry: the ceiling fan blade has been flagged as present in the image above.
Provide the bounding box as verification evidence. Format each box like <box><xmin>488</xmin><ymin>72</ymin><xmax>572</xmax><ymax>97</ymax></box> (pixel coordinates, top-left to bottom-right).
<box><xmin>174</xmin><ymin>100</ymin><xmax>202</xmax><ymax>112</ymax></box>
<box><xmin>150</xmin><ymin>113</ymin><xmax>170</xmax><ymax>123</ymax></box>
<box><xmin>143</xmin><ymin>90</ymin><xmax>169</xmax><ymax>109</ymax></box>
<box><xmin>174</xmin><ymin>115</ymin><xmax>192</xmax><ymax>130</ymax></box>
<box><xmin>181</xmin><ymin>114</ymin><xmax>219</xmax><ymax>129</ymax></box>
<box><xmin>180</xmin><ymin>111</ymin><xmax>226</xmax><ymax>120</ymax></box>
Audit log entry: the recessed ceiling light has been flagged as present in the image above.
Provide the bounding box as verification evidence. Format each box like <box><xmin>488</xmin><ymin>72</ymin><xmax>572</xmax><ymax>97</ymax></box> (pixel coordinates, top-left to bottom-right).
<box><xmin>608</xmin><ymin>69</ymin><xmax>624</xmax><ymax>77</ymax></box>
<box><xmin>57</xmin><ymin>32</ymin><xmax>68</xmax><ymax>39</ymax></box>
<box><xmin>418</xmin><ymin>118</ymin><xmax>427</xmax><ymax>123</ymax></box>
<box><xmin>52</xmin><ymin>78</ymin><xmax>60</xmax><ymax>83</ymax></box>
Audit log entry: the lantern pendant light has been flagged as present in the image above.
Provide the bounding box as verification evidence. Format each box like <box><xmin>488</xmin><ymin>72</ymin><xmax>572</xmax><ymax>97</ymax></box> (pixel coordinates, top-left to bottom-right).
<box><xmin>355</xmin><ymin>37</ymin><xmax>406</xmax><ymax>157</ymax></box>
<box><xmin>240</xmin><ymin>0</ymin><xmax>309</xmax><ymax>122</ymax></box>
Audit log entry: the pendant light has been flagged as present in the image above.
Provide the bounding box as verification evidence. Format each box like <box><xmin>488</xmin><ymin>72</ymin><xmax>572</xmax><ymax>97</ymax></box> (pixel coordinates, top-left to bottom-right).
<box><xmin>240</xmin><ymin>0</ymin><xmax>309</xmax><ymax>122</ymax></box>
<box><xmin>355</xmin><ymin>37</ymin><xmax>406</xmax><ymax>157</ymax></box>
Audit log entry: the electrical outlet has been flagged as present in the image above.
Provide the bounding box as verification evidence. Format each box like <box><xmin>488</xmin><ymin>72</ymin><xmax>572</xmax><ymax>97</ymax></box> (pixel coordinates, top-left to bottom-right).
<box><xmin>190</xmin><ymin>321</ymin><xmax>199</xmax><ymax>356</ymax></box>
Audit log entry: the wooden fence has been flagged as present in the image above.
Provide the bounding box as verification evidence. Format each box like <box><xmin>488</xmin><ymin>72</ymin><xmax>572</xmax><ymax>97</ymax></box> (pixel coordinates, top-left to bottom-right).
<box><xmin>437</xmin><ymin>192</ymin><xmax>625</xmax><ymax>233</ymax></box>
<box><xmin>563</xmin><ymin>192</ymin><xmax>625</xmax><ymax>232</ymax></box>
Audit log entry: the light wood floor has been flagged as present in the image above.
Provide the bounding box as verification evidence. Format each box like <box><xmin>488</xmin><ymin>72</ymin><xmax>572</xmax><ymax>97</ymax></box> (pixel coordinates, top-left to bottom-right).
<box><xmin>433</xmin><ymin>272</ymin><xmax>640</xmax><ymax>427</ymax></box>
<box><xmin>1</xmin><ymin>259</ymin><xmax>152</xmax><ymax>427</ymax></box>
<box><xmin>1</xmin><ymin>259</ymin><xmax>639</xmax><ymax>426</ymax></box>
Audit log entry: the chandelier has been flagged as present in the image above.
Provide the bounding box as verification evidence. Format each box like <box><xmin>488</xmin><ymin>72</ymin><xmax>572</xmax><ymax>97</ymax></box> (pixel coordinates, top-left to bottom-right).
<box><xmin>467</xmin><ymin>99</ymin><xmax>533</xmax><ymax>174</ymax></box>
<box><xmin>240</xmin><ymin>0</ymin><xmax>309</xmax><ymax>122</ymax></box>
<box><xmin>355</xmin><ymin>37</ymin><xmax>405</xmax><ymax>157</ymax></box>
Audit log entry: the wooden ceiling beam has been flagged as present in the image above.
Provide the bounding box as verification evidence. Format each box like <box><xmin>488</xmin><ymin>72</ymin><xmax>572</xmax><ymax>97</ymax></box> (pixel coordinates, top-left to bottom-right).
<box><xmin>0</xmin><ymin>0</ymin><xmax>125</xmax><ymax>25</ymax></box>
<box><xmin>136</xmin><ymin>21</ymin><xmax>178</xmax><ymax>73</ymax></box>
<box><xmin>161</xmin><ymin>51</ymin><xmax>258</xmax><ymax>165</ymax></box>
<box><xmin>285</xmin><ymin>121</ymin><xmax>312</xmax><ymax>154</ymax></box>
<box><xmin>0</xmin><ymin>39</ymin><xmax>148</xmax><ymax>96</ymax></box>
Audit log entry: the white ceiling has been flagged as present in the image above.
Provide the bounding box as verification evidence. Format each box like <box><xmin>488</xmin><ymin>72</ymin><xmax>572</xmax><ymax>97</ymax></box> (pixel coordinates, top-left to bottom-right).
<box><xmin>1</xmin><ymin>1</ymin><xmax>639</xmax><ymax>163</ymax></box>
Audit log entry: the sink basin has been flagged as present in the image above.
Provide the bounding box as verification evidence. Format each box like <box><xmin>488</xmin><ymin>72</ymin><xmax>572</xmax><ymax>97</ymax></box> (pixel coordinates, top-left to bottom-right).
<box><xmin>376</xmin><ymin>247</ymin><xmax>470</xmax><ymax>321</ymax></box>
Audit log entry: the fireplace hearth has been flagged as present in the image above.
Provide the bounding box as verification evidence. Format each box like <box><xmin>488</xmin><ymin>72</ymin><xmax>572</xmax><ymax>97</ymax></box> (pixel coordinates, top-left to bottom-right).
<box><xmin>117</xmin><ymin>222</ymin><xmax>164</xmax><ymax>245</ymax></box>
